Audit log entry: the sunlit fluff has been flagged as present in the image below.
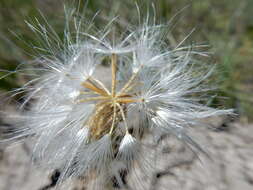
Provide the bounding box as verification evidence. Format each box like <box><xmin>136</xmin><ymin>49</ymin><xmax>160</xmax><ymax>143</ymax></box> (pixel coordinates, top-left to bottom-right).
<box><xmin>0</xmin><ymin>8</ymin><xmax>232</xmax><ymax>189</ymax></box>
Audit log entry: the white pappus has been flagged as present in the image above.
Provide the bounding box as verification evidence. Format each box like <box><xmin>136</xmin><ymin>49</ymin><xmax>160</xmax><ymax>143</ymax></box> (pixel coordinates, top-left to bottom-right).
<box><xmin>0</xmin><ymin>5</ymin><xmax>233</xmax><ymax>190</ymax></box>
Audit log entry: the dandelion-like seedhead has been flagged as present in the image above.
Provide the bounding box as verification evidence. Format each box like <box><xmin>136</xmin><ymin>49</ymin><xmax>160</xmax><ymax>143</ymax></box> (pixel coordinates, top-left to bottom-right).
<box><xmin>0</xmin><ymin>5</ymin><xmax>232</xmax><ymax>190</ymax></box>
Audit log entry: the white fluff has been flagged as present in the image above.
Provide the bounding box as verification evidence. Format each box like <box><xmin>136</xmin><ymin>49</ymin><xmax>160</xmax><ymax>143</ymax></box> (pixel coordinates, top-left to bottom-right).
<box><xmin>0</xmin><ymin>5</ymin><xmax>233</xmax><ymax>190</ymax></box>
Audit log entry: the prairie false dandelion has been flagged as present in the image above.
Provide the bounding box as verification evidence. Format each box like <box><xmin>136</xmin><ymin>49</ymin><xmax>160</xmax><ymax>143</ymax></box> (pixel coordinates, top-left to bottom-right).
<box><xmin>0</xmin><ymin>6</ymin><xmax>232</xmax><ymax>190</ymax></box>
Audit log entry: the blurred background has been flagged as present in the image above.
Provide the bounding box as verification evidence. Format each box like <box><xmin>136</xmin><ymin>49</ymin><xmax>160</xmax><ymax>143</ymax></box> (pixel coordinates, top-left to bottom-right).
<box><xmin>0</xmin><ymin>0</ymin><xmax>253</xmax><ymax>190</ymax></box>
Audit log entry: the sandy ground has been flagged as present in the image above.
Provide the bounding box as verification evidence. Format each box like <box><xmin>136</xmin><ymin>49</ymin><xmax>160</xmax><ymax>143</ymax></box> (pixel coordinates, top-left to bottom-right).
<box><xmin>0</xmin><ymin>117</ymin><xmax>253</xmax><ymax>190</ymax></box>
